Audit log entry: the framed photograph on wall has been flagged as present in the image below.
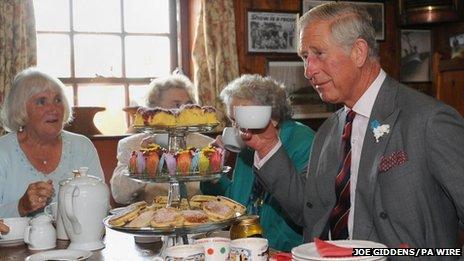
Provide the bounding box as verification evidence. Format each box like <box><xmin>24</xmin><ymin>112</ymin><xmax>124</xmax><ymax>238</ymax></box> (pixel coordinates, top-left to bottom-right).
<box><xmin>301</xmin><ymin>0</ymin><xmax>334</xmax><ymax>14</ymax></box>
<box><xmin>266</xmin><ymin>58</ymin><xmax>333</xmax><ymax>118</ymax></box>
<box><xmin>301</xmin><ymin>1</ymin><xmax>385</xmax><ymax>41</ymax></box>
<box><xmin>400</xmin><ymin>29</ymin><xmax>431</xmax><ymax>82</ymax></box>
<box><xmin>247</xmin><ymin>10</ymin><xmax>299</xmax><ymax>54</ymax></box>
<box><xmin>348</xmin><ymin>2</ymin><xmax>385</xmax><ymax>41</ymax></box>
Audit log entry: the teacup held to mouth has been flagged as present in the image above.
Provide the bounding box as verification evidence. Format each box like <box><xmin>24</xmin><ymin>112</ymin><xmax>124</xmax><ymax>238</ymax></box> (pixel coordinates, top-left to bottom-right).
<box><xmin>234</xmin><ymin>106</ymin><xmax>271</xmax><ymax>129</ymax></box>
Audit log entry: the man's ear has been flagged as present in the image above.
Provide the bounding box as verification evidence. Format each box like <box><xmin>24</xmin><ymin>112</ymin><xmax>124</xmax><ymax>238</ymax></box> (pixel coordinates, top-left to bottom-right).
<box><xmin>351</xmin><ymin>38</ymin><xmax>369</xmax><ymax>67</ymax></box>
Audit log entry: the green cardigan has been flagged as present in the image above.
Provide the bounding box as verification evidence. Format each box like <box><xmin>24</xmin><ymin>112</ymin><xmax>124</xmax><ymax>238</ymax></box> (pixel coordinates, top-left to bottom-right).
<box><xmin>201</xmin><ymin>120</ymin><xmax>315</xmax><ymax>251</ymax></box>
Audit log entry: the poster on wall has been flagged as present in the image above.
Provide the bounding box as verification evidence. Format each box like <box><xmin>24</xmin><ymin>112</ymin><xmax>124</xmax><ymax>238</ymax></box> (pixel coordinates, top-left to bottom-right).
<box><xmin>400</xmin><ymin>29</ymin><xmax>431</xmax><ymax>82</ymax></box>
<box><xmin>247</xmin><ymin>10</ymin><xmax>299</xmax><ymax>54</ymax></box>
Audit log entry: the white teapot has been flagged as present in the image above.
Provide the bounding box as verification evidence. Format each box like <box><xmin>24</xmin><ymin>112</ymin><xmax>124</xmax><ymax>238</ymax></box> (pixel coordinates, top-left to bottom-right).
<box><xmin>58</xmin><ymin>167</ymin><xmax>110</xmax><ymax>251</ymax></box>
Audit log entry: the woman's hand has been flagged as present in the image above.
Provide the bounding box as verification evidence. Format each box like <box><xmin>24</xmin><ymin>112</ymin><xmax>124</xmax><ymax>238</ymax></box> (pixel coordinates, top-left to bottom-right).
<box><xmin>241</xmin><ymin>120</ymin><xmax>279</xmax><ymax>158</ymax></box>
<box><xmin>0</xmin><ymin>220</ymin><xmax>9</xmax><ymax>234</ymax></box>
<box><xmin>211</xmin><ymin>135</ymin><xmax>225</xmax><ymax>148</ymax></box>
<box><xmin>18</xmin><ymin>180</ymin><xmax>54</xmax><ymax>216</ymax></box>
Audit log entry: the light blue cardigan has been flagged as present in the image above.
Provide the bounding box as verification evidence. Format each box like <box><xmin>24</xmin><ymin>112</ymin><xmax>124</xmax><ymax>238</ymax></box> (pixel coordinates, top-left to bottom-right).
<box><xmin>0</xmin><ymin>131</ymin><xmax>104</xmax><ymax>217</ymax></box>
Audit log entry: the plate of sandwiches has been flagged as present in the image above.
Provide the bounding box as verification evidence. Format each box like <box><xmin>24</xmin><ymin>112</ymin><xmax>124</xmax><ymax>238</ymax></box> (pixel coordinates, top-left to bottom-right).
<box><xmin>104</xmin><ymin>195</ymin><xmax>246</xmax><ymax>236</ymax></box>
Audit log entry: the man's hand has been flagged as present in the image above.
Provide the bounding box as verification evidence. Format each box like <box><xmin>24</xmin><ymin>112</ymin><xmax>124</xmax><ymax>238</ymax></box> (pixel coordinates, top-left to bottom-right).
<box><xmin>18</xmin><ymin>180</ymin><xmax>54</xmax><ymax>216</ymax></box>
<box><xmin>241</xmin><ymin>120</ymin><xmax>279</xmax><ymax>158</ymax></box>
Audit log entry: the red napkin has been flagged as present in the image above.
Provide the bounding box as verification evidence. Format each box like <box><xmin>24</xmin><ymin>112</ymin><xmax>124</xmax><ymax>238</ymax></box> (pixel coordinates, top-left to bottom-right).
<box><xmin>271</xmin><ymin>252</ymin><xmax>292</xmax><ymax>261</ymax></box>
<box><xmin>314</xmin><ymin>238</ymin><xmax>353</xmax><ymax>257</ymax></box>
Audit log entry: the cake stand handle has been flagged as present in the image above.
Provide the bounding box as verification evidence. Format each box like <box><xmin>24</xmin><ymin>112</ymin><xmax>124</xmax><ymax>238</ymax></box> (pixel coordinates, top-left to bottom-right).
<box><xmin>167</xmin><ymin>132</ymin><xmax>186</xmax><ymax>153</ymax></box>
<box><xmin>167</xmin><ymin>182</ymin><xmax>180</xmax><ymax>208</ymax></box>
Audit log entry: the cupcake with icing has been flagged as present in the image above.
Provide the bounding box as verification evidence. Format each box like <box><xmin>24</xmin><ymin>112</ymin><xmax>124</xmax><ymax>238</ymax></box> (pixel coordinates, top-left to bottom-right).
<box><xmin>176</xmin><ymin>148</ymin><xmax>194</xmax><ymax>175</ymax></box>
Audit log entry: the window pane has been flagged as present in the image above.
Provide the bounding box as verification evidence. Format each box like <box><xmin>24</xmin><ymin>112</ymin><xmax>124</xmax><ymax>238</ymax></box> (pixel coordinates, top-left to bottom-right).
<box><xmin>73</xmin><ymin>0</ymin><xmax>121</xmax><ymax>32</ymax></box>
<box><xmin>36</xmin><ymin>34</ymin><xmax>71</xmax><ymax>77</ymax></box>
<box><xmin>124</xmin><ymin>0</ymin><xmax>169</xmax><ymax>33</ymax></box>
<box><xmin>78</xmin><ymin>84</ymin><xmax>126</xmax><ymax>135</ymax></box>
<box><xmin>125</xmin><ymin>36</ymin><xmax>171</xmax><ymax>77</ymax></box>
<box><xmin>64</xmin><ymin>85</ymin><xmax>74</xmax><ymax>106</ymax></box>
<box><xmin>128</xmin><ymin>84</ymin><xmax>150</xmax><ymax>106</ymax></box>
<box><xmin>34</xmin><ymin>0</ymin><xmax>69</xmax><ymax>31</ymax></box>
<box><xmin>74</xmin><ymin>35</ymin><xmax>122</xmax><ymax>77</ymax></box>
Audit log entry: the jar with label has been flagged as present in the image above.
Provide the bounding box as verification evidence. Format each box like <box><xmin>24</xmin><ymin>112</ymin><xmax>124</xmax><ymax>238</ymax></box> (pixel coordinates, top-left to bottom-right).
<box><xmin>229</xmin><ymin>215</ymin><xmax>263</xmax><ymax>240</ymax></box>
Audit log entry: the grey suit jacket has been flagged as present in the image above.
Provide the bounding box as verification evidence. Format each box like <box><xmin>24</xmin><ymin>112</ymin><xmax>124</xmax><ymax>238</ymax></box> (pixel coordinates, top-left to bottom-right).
<box><xmin>256</xmin><ymin>76</ymin><xmax>464</xmax><ymax>252</ymax></box>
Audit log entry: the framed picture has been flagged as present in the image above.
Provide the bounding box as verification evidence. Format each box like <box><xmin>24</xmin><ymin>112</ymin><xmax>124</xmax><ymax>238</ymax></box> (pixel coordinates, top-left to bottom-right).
<box><xmin>400</xmin><ymin>29</ymin><xmax>431</xmax><ymax>82</ymax></box>
<box><xmin>301</xmin><ymin>1</ymin><xmax>385</xmax><ymax>41</ymax></box>
<box><xmin>449</xmin><ymin>33</ymin><xmax>464</xmax><ymax>59</ymax></box>
<box><xmin>247</xmin><ymin>10</ymin><xmax>299</xmax><ymax>54</ymax></box>
<box><xmin>301</xmin><ymin>0</ymin><xmax>334</xmax><ymax>14</ymax></box>
<box><xmin>266</xmin><ymin>58</ymin><xmax>334</xmax><ymax>118</ymax></box>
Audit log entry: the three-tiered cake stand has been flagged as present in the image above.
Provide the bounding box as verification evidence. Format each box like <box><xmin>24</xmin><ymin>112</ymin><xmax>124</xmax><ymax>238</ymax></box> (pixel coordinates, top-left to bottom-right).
<box><xmin>104</xmin><ymin>124</ymin><xmax>239</xmax><ymax>256</ymax></box>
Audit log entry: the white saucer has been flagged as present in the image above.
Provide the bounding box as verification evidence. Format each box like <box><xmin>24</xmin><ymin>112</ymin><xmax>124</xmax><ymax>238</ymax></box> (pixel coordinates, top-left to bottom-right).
<box><xmin>25</xmin><ymin>249</ymin><xmax>92</xmax><ymax>261</ymax></box>
<box><xmin>0</xmin><ymin>238</ymin><xmax>25</xmax><ymax>247</ymax></box>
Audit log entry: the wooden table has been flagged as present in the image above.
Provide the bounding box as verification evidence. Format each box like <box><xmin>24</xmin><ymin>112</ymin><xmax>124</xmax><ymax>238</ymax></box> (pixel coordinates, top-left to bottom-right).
<box><xmin>0</xmin><ymin>228</ymin><xmax>163</xmax><ymax>260</ymax></box>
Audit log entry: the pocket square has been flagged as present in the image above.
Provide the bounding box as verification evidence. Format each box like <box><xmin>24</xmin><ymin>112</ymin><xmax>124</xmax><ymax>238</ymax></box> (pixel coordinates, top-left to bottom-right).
<box><xmin>379</xmin><ymin>151</ymin><xmax>408</xmax><ymax>172</ymax></box>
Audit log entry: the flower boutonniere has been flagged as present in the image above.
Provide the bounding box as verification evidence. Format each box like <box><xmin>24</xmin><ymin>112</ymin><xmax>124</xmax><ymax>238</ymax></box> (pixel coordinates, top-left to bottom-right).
<box><xmin>370</xmin><ymin>120</ymin><xmax>390</xmax><ymax>143</ymax></box>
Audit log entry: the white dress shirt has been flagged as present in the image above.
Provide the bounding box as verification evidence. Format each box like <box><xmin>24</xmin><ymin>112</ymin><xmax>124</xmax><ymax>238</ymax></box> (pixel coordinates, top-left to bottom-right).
<box><xmin>347</xmin><ymin>69</ymin><xmax>386</xmax><ymax>237</ymax></box>
<box><xmin>254</xmin><ymin>69</ymin><xmax>387</xmax><ymax>238</ymax></box>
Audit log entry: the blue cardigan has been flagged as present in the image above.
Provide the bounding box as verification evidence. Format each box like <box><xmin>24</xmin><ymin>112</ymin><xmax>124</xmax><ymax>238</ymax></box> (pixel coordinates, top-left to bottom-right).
<box><xmin>201</xmin><ymin>120</ymin><xmax>315</xmax><ymax>251</ymax></box>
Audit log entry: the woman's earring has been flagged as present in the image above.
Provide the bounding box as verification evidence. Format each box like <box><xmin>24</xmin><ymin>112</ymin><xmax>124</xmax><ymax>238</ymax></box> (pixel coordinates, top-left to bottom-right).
<box><xmin>19</xmin><ymin>126</ymin><xmax>24</xmax><ymax>132</ymax></box>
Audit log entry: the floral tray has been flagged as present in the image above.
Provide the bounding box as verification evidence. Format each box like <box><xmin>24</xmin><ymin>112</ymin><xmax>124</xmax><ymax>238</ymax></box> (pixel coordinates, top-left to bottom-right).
<box><xmin>103</xmin><ymin>211</ymin><xmax>241</xmax><ymax>237</ymax></box>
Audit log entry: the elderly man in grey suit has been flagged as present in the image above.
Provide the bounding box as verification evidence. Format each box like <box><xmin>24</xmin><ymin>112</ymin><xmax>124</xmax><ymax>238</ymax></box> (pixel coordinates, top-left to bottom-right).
<box><xmin>242</xmin><ymin>2</ymin><xmax>464</xmax><ymax>253</ymax></box>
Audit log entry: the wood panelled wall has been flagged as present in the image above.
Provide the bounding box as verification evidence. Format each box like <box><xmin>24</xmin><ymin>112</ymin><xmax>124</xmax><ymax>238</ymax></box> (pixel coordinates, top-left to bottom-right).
<box><xmin>233</xmin><ymin>1</ymin><xmax>400</xmax><ymax>83</ymax></box>
<box><xmin>183</xmin><ymin>0</ymin><xmax>463</xmax><ymax>129</ymax></box>
<box><xmin>186</xmin><ymin>0</ymin><xmax>464</xmax><ymax>96</ymax></box>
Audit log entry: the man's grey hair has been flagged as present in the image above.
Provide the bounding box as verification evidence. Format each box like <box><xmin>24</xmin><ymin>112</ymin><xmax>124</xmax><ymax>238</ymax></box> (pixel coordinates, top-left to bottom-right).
<box><xmin>220</xmin><ymin>74</ymin><xmax>292</xmax><ymax>123</ymax></box>
<box><xmin>299</xmin><ymin>2</ymin><xmax>378</xmax><ymax>58</ymax></box>
<box><xmin>1</xmin><ymin>67</ymin><xmax>73</xmax><ymax>132</ymax></box>
<box><xmin>145</xmin><ymin>74</ymin><xmax>195</xmax><ymax>107</ymax></box>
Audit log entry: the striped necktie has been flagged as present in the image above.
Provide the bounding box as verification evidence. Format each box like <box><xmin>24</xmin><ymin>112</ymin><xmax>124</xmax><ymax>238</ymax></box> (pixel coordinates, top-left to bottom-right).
<box><xmin>329</xmin><ymin>110</ymin><xmax>356</xmax><ymax>239</ymax></box>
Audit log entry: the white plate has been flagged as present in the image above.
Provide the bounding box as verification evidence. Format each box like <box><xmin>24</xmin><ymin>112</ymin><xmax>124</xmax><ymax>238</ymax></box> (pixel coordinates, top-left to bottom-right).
<box><xmin>292</xmin><ymin>240</ymin><xmax>387</xmax><ymax>261</ymax></box>
<box><xmin>25</xmin><ymin>249</ymin><xmax>92</xmax><ymax>261</ymax></box>
<box><xmin>0</xmin><ymin>238</ymin><xmax>25</xmax><ymax>247</ymax></box>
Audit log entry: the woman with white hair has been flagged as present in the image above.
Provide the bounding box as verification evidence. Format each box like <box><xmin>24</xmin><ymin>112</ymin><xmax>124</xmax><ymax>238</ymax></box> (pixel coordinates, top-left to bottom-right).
<box><xmin>0</xmin><ymin>67</ymin><xmax>103</xmax><ymax>218</ymax></box>
<box><xmin>201</xmin><ymin>74</ymin><xmax>315</xmax><ymax>251</ymax></box>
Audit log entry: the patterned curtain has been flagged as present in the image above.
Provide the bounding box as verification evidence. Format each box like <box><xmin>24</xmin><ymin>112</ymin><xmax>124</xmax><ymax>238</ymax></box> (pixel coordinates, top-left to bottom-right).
<box><xmin>192</xmin><ymin>0</ymin><xmax>239</xmax><ymax>126</ymax></box>
<box><xmin>0</xmin><ymin>0</ymin><xmax>36</xmax><ymax>107</ymax></box>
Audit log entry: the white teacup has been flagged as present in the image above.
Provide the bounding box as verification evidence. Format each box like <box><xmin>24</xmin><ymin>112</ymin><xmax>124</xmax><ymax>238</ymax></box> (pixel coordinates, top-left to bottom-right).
<box><xmin>0</xmin><ymin>217</ymin><xmax>30</xmax><ymax>241</ymax></box>
<box><xmin>222</xmin><ymin>127</ymin><xmax>245</xmax><ymax>153</ymax></box>
<box><xmin>164</xmin><ymin>244</ymin><xmax>205</xmax><ymax>261</ymax></box>
<box><xmin>195</xmin><ymin>237</ymin><xmax>231</xmax><ymax>261</ymax></box>
<box><xmin>235</xmin><ymin>106</ymin><xmax>272</xmax><ymax>129</ymax></box>
<box><xmin>230</xmin><ymin>238</ymin><xmax>268</xmax><ymax>261</ymax></box>
<box><xmin>24</xmin><ymin>215</ymin><xmax>56</xmax><ymax>250</ymax></box>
